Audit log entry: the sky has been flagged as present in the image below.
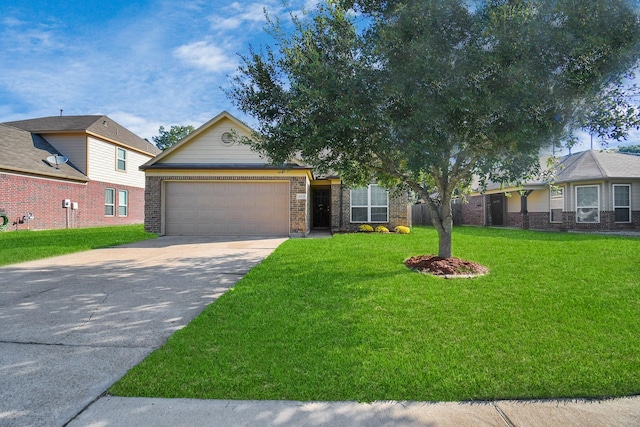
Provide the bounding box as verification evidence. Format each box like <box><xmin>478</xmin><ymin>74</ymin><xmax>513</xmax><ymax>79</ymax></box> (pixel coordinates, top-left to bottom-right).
<box><xmin>0</xmin><ymin>0</ymin><xmax>637</xmax><ymax>153</ymax></box>
<box><xmin>0</xmin><ymin>0</ymin><xmax>315</xmax><ymax>141</ymax></box>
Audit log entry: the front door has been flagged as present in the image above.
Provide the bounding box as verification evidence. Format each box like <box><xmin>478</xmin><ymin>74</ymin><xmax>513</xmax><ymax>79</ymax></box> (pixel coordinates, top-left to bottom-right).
<box><xmin>489</xmin><ymin>194</ymin><xmax>504</xmax><ymax>226</ymax></box>
<box><xmin>312</xmin><ymin>189</ymin><xmax>331</xmax><ymax>228</ymax></box>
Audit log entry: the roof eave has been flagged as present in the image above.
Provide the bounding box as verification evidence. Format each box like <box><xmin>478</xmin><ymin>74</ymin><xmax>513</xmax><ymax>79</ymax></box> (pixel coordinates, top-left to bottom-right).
<box><xmin>140</xmin><ymin>163</ymin><xmax>313</xmax><ymax>171</ymax></box>
<box><xmin>0</xmin><ymin>166</ymin><xmax>89</xmax><ymax>183</ymax></box>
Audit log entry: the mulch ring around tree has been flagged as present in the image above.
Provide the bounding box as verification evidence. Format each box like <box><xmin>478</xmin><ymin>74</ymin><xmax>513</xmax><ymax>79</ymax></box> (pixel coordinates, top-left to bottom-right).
<box><xmin>404</xmin><ymin>255</ymin><xmax>489</xmax><ymax>278</ymax></box>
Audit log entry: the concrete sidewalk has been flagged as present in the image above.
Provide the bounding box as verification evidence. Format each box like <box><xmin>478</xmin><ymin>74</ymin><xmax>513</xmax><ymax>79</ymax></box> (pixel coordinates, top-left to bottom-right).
<box><xmin>66</xmin><ymin>396</ymin><xmax>640</xmax><ymax>427</ymax></box>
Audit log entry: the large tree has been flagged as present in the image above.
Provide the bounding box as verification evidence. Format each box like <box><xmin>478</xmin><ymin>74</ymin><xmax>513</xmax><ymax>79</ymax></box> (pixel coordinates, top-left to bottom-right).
<box><xmin>619</xmin><ymin>144</ymin><xmax>640</xmax><ymax>154</ymax></box>
<box><xmin>228</xmin><ymin>0</ymin><xmax>640</xmax><ymax>258</ymax></box>
<box><xmin>153</xmin><ymin>125</ymin><xmax>195</xmax><ymax>150</ymax></box>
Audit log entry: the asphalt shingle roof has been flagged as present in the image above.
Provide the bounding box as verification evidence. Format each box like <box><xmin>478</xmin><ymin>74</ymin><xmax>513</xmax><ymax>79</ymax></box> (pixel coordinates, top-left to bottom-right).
<box><xmin>556</xmin><ymin>149</ymin><xmax>640</xmax><ymax>182</ymax></box>
<box><xmin>0</xmin><ymin>124</ymin><xmax>89</xmax><ymax>181</ymax></box>
<box><xmin>3</xmin><ymin>115</ymin><xmax>159</xmax><ymax>155</ymax></box>
<box><xmin>472</xmin><ymin>149</ymin><xmax>640</xmax><ymax>194</ymax></box>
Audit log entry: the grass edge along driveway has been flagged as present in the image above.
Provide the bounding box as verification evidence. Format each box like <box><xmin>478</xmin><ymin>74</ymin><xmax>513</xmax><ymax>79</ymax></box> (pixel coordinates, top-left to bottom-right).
<box><xmin>0</xmin><ymin>224</ymin><xmax>156</xmax><ymax>266</ymax></box>
<box><xmin>109</xmin><ymin>226</ymin><xmax>640</xmax><ymax>402</ymax></box>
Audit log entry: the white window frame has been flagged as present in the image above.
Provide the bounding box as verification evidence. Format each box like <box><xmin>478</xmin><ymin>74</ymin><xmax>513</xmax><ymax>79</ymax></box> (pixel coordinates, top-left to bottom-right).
<box><xmin>613</xmin><ymin>184</ymin><xmax>631</xmax><ymax>223</ymax></box>
<box><xmin>116</xmin><ymin>147</ymin><xmax>127</xmax><ymax>171</ymax></box>
<box><xmin>350</xmin><ymin>184</ymin><xmax>389</xmax><ymax>223</ymax></box>
<box><xmin>105</xmin><ymin>188</ymin><xmax>115</xmax><ymax>216</ymax></box>
<box><xmin>575</xmin><ymin>185</ymin><xmax>600</xmax><ymax>223</ymax></box>
<box><xmin>549</xmin><ymin>187</ymin><xmax>564</xmax><ymax>223</ymax></box>
<box><xmin>118</xmin><ymin>189</ymin><xmax>128</xmax><ymax>217</ymax></box>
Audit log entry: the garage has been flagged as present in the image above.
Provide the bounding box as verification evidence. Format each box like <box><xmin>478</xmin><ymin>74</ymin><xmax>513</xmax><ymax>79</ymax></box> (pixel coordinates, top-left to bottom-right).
<box><xmin>164</xmin><ymin>181</ymin><xmax>290</xmax><ymax>236</ymax></box>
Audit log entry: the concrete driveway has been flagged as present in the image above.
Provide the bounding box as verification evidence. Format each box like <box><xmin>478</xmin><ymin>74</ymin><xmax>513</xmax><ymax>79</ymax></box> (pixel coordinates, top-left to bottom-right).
<box><xmin>0</xmin><ymin>236</ymin><xmax>286</xmax><ymax>427</ymax></box>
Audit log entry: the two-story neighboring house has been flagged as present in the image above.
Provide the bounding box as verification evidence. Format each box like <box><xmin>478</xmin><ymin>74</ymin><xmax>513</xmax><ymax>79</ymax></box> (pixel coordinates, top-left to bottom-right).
<box><xmin>0</xmin><ymin>115</ymin><xmax>159</xmax><ymax>231</ymax></box>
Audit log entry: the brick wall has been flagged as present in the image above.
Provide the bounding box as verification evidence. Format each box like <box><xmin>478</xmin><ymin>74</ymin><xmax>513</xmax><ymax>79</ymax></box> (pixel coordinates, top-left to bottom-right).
<box><xmin>144</xmin><ymin>176</ymin><xmax>162</xmax><ymax>234</ymax></box>
<box><xmin>464</xmin><ymin>205</ymin><xmax>640</xmax><ymax>232</ymax></box>
<box><xmin>462</xmin><ymin>195</ymin><xmax>485</xmax><ymax>226</ymax></box>
<box><xmin>289</xmin><ymin>176</ymin><xmax>309</xmax><ymax>237</ymax></box>
<box><xmin>526</xmin><ymin>210</ymin><xmax>640</xmax><ymax>231</ymax></box>
<box><xmin>0</xmin><ymin>172</ymin><xmax>144</xmax><ymax>231</ymax></box>
<box><xmin>331</xmin><ymin>185</ymin><xmax>410</xmax><ymax>232</ymax></box>
<box><xmin>144</xmin><ymin>175</ymin><xmax>310</xmax><ymax>236</ymax></box>
<box><xmin>506</xmin><ymin>212</ymin><xmax>524</xmax><ymax>228</ymax></box>
<box><xmin>527</xmin><ymin>212</ymin><xmax>562</xmax><ymax>230</ymax></box>
<box><xmin>330</xmin><ymin>183</ymin><xmax>343</xmax><ymax>232</ymax></box>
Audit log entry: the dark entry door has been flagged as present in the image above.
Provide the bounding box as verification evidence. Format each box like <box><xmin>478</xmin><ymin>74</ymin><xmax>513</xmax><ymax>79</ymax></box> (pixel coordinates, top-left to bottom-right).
<box><xmin>313</xmin><ymin>189</ymin><xmax>331</xmax><ymax>228</ymax></box>
<box><xmin>489</xmin><ymin>194</ymin><xmax>504</xmax><ymax>226</ymax></box>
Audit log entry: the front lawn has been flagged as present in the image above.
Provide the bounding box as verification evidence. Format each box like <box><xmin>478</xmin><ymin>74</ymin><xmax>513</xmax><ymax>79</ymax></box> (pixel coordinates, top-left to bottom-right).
<box><xmin>110</xmin><ymin>227</ymin><xmax>640</xmax><ymax>402</ymax></box>
<box><xmin>0</xmin><ymin>224</ymin><xmax>157</xmax><ymax>266</ymax></box>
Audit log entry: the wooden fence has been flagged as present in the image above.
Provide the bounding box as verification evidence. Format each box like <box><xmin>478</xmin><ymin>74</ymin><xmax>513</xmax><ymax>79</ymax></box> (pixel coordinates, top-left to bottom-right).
<box><xmin>411</xmin><ymin>202</ymin><xmax>463</xmax><ymax>226</ymax></box>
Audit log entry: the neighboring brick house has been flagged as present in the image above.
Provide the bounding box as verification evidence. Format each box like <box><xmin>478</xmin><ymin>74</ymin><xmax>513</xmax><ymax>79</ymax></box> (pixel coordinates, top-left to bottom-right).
<box><xmin>463</xmin><ymin>149</ymin><xmax>640</xmax><ymax>231</ymax></box>
<box><xmin>141</xmin><ymin>111</ymin><xmax>410</xmax><ymax>237</ymax></box>
<box><xmin>0</xmin><ymin>116</ymin><xmax>159</xmax><ymax>231</ymax></box>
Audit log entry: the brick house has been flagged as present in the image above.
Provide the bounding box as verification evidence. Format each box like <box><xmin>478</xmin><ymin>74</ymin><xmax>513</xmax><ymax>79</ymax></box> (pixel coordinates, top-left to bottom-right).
<box><xmin>0</xmin><ymin>116</ymin><xmax>159</xmax><ymax>231</ymax></box>
<box><xmin>462</xmin><ymin>149</ymin><xmax>640</xmax><ymax>231</ymax></box>
<box><xmin>141</xmin><ymin>111</ymin><xmax>410</xmax><ymax>237</ymax></box>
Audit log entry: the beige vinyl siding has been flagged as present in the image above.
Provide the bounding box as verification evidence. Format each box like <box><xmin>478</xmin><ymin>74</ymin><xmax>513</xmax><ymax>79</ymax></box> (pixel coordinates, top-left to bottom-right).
<box><xmin>41</xmin><ymin>133</ymin><xmax>88</xmax><ymax>174</ymax></box>
<box><xmin>542</xmin><ymin>181</ymin><xmax>640</xmax><ymax>211</ymax></box>
<box><xmin>87</xmin><ymin>137</ymin><xmax>149</xmax><ymax>187</ymax></box>
<box><xmin>507</xmin><ymin>194</ymin><xmax>520</xmax><ymax>213</ymax></box>
<box><xmin>527</xmin><ymin>190</ymin><xmax>550</xmax><ymax>212</ymax></box>
<box><xmin>506</xmin><ymin>190</ymin><xmax>549</xmax><ymax>213</ymax></box>
<box><xmin>566</xmin><ymin>181</ymin><xmax>601</xmax><ymax>213</ymax></box>
<box><xmin>160</xmin><ymin>117</ymin><xmax>266</xmax><ymax>164</ymax></box>
<box><xmin>144</xmin><ymin>169</ymin><xmax>309</xmax><ymax>178</ymax></box>
<box><xmin>608</xmin><ymin>180</ymin><xmax>639</xmax><ymax>211</ymax></box>
<box><xmin>601</xmin><ymin>182</ymin><xmax>612</xmax><ymax>211</ymax></box>
<box><xmin>564</xmin><ymin>184</ymin><xmax>575</xmax><ymax>211</ymax></box>
<box><xmin>632</xmin><ymin>182</ymin><xmax>640</xmax><ymax>210</ymax></box>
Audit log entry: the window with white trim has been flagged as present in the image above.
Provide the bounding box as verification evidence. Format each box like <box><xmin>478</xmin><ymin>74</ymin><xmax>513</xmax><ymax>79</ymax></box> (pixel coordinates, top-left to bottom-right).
<box><xmin>549</xmin><ymin>187</ymin><xmax>564</xmax><ymax>223</ymax></box>
<box><xmin>350</xmin><ymin>184</ymin><xmax>389</xmax><ymax>223</ymax></box>
<box><xmin>105</xmin><ymin>188</ymin><xmax>115</xmax><ymax>216</ymax></box>
<box><xmin>116</xmin><ymin>147</ymin><xmax>127</xmax><ymax>171</ymax></box>
<box><xmin>575</xmin><ymin>185</ymin><xmax>599</xmax><ymax>223</ymax></box>
<box><xmin>118</xmin><ymin>190</ymin><xmax>128</xmax><ymax>217</ymax></box>
<box><xmin>613</xmin><ymin>184</ymin><xmax>631</xmax><ymax>223</ymax></box>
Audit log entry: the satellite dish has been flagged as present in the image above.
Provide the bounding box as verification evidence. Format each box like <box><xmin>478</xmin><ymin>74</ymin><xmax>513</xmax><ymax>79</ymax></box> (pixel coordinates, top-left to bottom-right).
<box><xmin>47</xmin><ymin>154</ymin><xmax>68</xmax><ymax>169</ymax></box>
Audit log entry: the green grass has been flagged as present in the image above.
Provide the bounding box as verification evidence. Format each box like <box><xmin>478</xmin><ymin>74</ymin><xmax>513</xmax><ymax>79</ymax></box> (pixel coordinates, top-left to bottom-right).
<box><xmin>0</xmin><ymin>224</ymin><xmax>157</xmax><ymax>266</ymax></box>
<box><xmin>110</xmin><ymin>227</ymin><xmax>640</xmax><ymax>402</ymax></box>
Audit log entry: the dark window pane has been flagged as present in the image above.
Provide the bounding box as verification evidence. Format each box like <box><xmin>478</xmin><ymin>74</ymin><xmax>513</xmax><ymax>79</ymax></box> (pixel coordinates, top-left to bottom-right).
<box><xmin>615</xmin><ymin>207</ymin><xmax>630</xmax><ymax>222</ymax></box>
<box><xmin>351</xmin><ymin>207</ymin><xmax>368</xmax><ymax>222</ymax></box>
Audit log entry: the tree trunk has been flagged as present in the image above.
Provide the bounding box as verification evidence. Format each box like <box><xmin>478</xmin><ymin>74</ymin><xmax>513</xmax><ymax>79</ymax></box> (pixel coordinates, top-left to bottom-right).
<box><xmin>427</xmin><ymin>192</ymin><xmax>453</xmax><ymax>258</ymax></box>
<box><xmin>437</xmin><ymin>224</ymin><xmax>453</xmax><ymax>259</ymax></box>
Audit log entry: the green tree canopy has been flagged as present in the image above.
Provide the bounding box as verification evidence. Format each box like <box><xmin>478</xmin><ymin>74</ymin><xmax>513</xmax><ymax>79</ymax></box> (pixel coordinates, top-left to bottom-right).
<box><xmin>618</xmin><ymin>144</ymin><xmax>640</xmax><ymax>154</ymax></box>
<box><xmin>152</xmin><ymin>125</ymin><xmax>195</xmax><ymax>150</ymax></box>
<box><xmin>228</xmin><ymin>0</ymin><xmax>640</xmax><ymax>258</ymax></box>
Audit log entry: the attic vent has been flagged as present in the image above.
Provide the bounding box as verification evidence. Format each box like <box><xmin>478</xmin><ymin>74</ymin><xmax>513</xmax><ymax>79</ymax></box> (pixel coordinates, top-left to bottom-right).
<box><xmin>221</xmin><ymin>132</ymin><xmax>234</xmax><ymax>146</ymax></box>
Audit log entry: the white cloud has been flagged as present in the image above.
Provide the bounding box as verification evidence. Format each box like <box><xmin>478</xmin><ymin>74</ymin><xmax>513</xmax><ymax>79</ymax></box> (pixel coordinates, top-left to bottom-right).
<box><xmin>173</xmin><ymin>40</ymin><xmax>238</xmax><ymax>73</ymax></box>
<box><xmin>0</xmin><ymin>19</ymin><xmax>64</xmax><ymax>53</ymax></box>
<box><xmin>106</xmin><ymin>111</ymin><xmax>164</xmax><ymax>141</ymax></box>
<box><xmin>2</xmin><ymin>17</ymin><xmax>24</xmax><ymax>27</ymax></box>
<box><xmin>208</xmin><ymin>1</ymin><xmax>283</xmax><ymax>32</ymax></box>
<box><xmin>0</xmin><ymin>1</ymin><xmax>317</xmax><ymax>134</ymax></box>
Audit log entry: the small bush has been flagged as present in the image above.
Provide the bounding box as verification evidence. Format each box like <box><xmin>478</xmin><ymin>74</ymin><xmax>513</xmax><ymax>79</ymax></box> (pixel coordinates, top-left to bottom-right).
<box><xmin>375</xmin><ymin>226</ymin><xmax>389</xmax><ymax>233</ymax></box>
<box><xmin>358</xmin><ymin>224</ymin><xmax>374</xmax><ymax>232</ymax></box>
<box><xmin>394</xmin><ymin>226</ymin><xmax>411</xmax><ymax>234</ymax></box>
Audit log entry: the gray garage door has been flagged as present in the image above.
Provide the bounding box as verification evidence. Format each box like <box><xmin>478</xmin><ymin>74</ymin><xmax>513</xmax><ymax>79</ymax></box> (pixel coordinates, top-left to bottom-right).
<box><xmin>165</xmin><ymin>181</ymin><xmax>290</xmax><ymax>236</ymax></box>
